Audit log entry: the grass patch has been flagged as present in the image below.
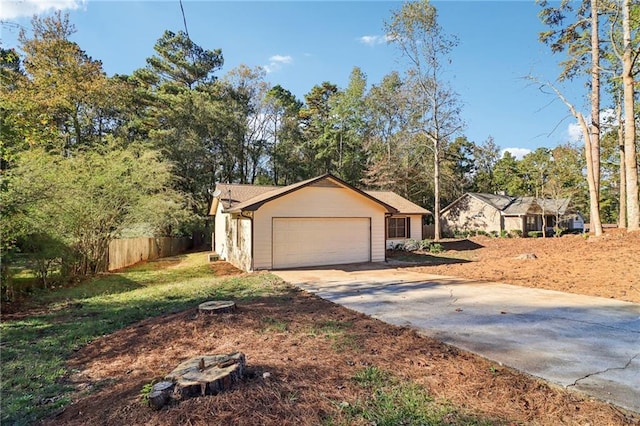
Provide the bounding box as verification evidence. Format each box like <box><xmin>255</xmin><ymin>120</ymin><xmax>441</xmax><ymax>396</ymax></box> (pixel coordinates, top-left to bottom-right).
<box><xmin>0</xmin><ymin>252</ymin><xmax>288</xmax><ymax>425</ymax></box>
<box><xmin>307</xmin><ymin>320</ymin><xmax>360</xmax><ymax>352</ymax></box>
<box><xmin>261</xmin><ymin>316</ymin><xmax>289</xmax><ymax>332</ymax></box>
<box><xmin>335</xmin><ymin>366</ymin><xmax>493</xmax><ymax>425</ymax></box>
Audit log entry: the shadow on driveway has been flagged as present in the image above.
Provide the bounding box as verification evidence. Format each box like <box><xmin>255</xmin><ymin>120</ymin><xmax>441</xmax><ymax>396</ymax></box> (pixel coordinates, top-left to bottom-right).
<box><xmin>274</xmin><ymin>264</ymin><xmax>640</xmax><ymax>414</ymax></box>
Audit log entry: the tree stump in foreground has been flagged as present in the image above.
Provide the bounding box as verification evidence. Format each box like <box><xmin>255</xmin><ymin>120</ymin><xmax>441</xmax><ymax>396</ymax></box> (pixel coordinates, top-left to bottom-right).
<box><xmin>166</xmin><ymin>352</ymin><xmax>246</xmax><ymax>399</ymax></box>
<box><xmin>198</xmin><ymin>300</ymin><xmax>236</xmax><ymax>314</ymax></box>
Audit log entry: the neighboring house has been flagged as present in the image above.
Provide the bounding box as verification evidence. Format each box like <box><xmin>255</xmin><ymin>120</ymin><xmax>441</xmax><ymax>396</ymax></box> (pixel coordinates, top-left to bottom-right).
<box><xmin>441</xmin><ymin>192</ymin><xmax>584</xmax><ymax>236</ymax></box>
<box><xmin>209</xmin><ymin>174</ymin><xmax>431</xmax><ymax>271</ymax></box>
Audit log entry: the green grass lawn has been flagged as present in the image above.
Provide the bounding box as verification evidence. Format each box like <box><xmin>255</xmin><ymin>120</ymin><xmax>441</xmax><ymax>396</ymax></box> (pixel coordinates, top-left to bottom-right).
<box><xmin>0</xmin><ymin>253</ymin><xmax>288</xmax><ymax>425</ymax></box>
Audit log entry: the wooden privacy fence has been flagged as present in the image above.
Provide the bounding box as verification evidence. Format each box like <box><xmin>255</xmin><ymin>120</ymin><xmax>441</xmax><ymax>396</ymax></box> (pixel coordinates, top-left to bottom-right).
<box><xmin>108</xmin><ymin>237</ymin><xmax>192</xmax><ymax>271</ymax></box>
<box><xmin>422</xmin><ymin>224</ymin><xmax>435</xmax><ymax>239</ymax></box>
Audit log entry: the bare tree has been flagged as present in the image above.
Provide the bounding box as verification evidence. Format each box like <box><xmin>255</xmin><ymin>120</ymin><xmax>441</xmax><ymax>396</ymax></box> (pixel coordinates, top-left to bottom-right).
<box><xmin>537</xmin><ymin>0</ymin><xmax>604</xmax><ymax>236</ymax></box>
<box><xmin>385</xmin><ymin>0</ymin><xmax>463</xmax><ymax>241</ymax></box>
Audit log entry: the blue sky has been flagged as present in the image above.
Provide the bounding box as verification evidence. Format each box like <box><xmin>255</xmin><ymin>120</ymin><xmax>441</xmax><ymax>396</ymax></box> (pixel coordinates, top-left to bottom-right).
<box><xmin>1</xmin><ymin>0</ymin><xmax>589</xmax><ymax>157</ymax></box>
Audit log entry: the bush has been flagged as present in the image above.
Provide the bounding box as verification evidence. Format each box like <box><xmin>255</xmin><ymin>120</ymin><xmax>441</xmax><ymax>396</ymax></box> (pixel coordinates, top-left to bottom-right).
<box><xmin>509</xmin><ymin>229</ymin><xmax>523</xmax><ymax>238</ymax></box>
<box><xmin>553</xmin><ymin>226</ymin><xmax>564</xmax><ymax>238</ymax></box>
<box><xmin>402</xmin><ymin>239</ymin><xmax>421</xmax><ymax>252</ymax></box>
<box><xmin>428</xmin><ymin>243</ymin><xmax>444</xmax><ymax>254</ymax></box>
<box><xmin>528</xmin><ymin>231</ymin><xmax>543</xmax><ymax>238</ymax></box>
<box><xmin>499</xmin><ymin>230</ymin><xmax>509</xmax><ymax>238</ymax></box>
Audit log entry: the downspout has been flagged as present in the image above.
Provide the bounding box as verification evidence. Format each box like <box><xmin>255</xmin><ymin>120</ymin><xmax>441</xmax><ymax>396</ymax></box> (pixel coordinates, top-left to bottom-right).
<box><xmin>240</xmin><ymin>211</ymin><xmax>254</xmax><ymax>271</ymax></box>
<box><xmin>384</xmin><ymin>212</ymin><xmax>392</xmax><ymax>262</ymax></box>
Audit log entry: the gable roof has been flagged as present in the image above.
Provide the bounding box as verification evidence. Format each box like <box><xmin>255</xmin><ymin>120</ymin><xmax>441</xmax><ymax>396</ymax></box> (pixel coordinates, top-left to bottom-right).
<box><xmin>211</xmin><ymin>174</ymin><xmax>398</xmax><ymax>214</ymax></box>
<box><xmin>442</xmin><ymin>192</ymin><xmax>573</xmax><ymax>216</ymax></box>
<box><xmin>365</xmin><ymin>191</ymin><xmax>431</xmax><ymax>215</ymax></box>
<box><xmin>502</xmin><ymin>196</ymin><xmax>572</xmax><ymax>216</ymax></box>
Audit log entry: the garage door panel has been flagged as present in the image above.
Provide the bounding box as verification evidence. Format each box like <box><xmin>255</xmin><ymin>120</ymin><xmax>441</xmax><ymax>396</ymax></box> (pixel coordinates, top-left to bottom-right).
<box><xmin>273</xmin><ymin>218</ymin><xmax>370</xmax><ymax>269</ymax></box>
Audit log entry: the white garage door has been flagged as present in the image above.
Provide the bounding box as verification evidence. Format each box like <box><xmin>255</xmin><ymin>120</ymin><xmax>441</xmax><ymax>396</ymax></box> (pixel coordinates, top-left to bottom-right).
<box><xmin>272</xmin><ymin>217</ymin><xmax>370</xmax><ymax>269</ymax></box>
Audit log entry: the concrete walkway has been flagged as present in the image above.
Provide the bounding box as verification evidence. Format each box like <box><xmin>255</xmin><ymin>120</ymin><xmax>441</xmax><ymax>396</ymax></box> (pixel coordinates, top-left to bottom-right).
<box><xmin>273</xmin><ymin>264</ymin><xmax>640</xmax><ymax>413</ymax></box>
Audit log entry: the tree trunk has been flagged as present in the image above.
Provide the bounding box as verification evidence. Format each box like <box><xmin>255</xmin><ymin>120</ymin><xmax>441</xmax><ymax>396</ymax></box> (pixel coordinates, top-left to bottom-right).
<box><xmin>433</xmin><ymin>141</ymin><xmax>441</xmax><ymax>242</ymax></box>
<box><xmin>617</xmin><ymin>99</ymin><xmax>627</xmax><ymax>228</ymax></box>
<box><xmin>622</xmin><ymin>0</ymin><xmax>640</xmax><ymax>231</ymax></box>
<box><xmin>587</xmin><ymin>0</ymin><xmax>603</xmax><ymax>236</ymax></box>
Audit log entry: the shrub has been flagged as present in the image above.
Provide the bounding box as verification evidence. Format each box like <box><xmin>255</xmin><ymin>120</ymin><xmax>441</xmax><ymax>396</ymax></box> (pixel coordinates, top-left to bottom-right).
<box><xmin>402</xmin><ymin>239</ymin><xmax>421</xmax><ymax>252</ymax></box>
<box><xmin>509</xmin><ymin>229</ymin><xmax>523</xmax><ymax>238</ymax></box>
<box><xmin>553</xmin><ymin>226</ymin><xmax>564</xmax><ymax>238</ymax></box>
<box><xmin>499</xmin><ymin>230</ymin><xmax>509</xmax><ymax>238</ymax></box>
<box><xmin>428</xmin><ymin>243</ymin><xmax>444</xmax><ymax>254</ymax></box>
<box><xmin>528</xmin><ymin>231</ymin><xmax>542</xmax><ymax>238</ymax></box>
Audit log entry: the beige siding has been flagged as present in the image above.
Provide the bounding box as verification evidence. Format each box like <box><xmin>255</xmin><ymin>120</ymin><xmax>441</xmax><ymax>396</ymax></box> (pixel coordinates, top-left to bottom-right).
<box><xmin>504</xmin><ymin>216</ymin><xmax>524</xmax><ymax>234</ymax></box>
<box><xmin>253</xmin><ymin>186</ymin><xmax>387</xmax><ymax>270</ymax></box>
<box><xmin>442</xmin><ymin>195</ymin><xmax>502</xmax><ymax>235</ymax></box>
<box><xmin>213</xmin><ymin>203</ymin><xmax>252</xmax><ymax>270</ymax></box>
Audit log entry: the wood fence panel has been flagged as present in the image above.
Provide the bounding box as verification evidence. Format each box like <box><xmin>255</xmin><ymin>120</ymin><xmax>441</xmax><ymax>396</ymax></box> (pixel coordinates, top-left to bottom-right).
<box><xmin>108</xmin><ymin>237</ymin><xmax>191</xmax><ymax>271</ymax></box>
<box><xmin>422</xmin><ymin>224</ymin><xmax>435</xmax><ymax>239</ymax></box>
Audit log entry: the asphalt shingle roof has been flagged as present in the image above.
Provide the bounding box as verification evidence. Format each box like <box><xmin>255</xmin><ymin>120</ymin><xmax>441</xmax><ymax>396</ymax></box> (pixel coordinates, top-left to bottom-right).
<box><xmin>209</xmin><ymin>175</ymin><xmax>431</xmax><ymax>215</ymax></box>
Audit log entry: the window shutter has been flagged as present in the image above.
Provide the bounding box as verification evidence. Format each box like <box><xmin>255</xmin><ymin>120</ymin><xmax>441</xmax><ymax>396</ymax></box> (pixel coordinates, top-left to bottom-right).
<box><xmin>406</xmin><ymin>217</ymin><xmax>411</xmax><ymax>239</ymax></box>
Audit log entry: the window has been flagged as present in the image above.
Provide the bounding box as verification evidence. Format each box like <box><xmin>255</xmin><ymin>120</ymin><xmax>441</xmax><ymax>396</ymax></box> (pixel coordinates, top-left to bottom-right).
<box><xmin>525</xmin><ymin>215</ymin><xmax>537</xmax><ymax>231</ymax></box>
<box><xmin>388</xmin><ymin>217</ymin><xmax>409</xmax><ymax>239</ymax></box>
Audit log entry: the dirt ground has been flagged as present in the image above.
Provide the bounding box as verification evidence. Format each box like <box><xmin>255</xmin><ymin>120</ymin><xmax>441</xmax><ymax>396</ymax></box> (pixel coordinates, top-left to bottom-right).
<box><xmin>44</xmin><ymin>230</ymin><xmax>640</xmax><ymax>426</ymax></box>
<box><xmin>411</xmin><ymin>229</ymin><xmax>640</xmax><ymax>304</ymax></box>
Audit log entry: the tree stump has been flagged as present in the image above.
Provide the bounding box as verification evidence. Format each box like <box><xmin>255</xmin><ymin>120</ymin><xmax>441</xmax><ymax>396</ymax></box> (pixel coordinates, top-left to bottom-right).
<box><xmin>198</xmin><ymin>300</ymin><xmax>236</xmax><ymax>314</ymax></box>
<box><xmin>148</xmin><ymin>381</ymin><xmax>175</xmax><ymax>410</ymax></box>
<box><xmin>166</xmin><ymin>352</ymin><xmax>246</xmax><ymax>399</ymax></box>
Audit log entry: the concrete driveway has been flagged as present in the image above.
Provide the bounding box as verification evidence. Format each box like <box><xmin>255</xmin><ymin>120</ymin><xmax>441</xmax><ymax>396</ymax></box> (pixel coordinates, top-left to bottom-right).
<box><xmin>273</xmin><ymin>264</ymin><xmax>640</xmax><ymax>414</ymax></box>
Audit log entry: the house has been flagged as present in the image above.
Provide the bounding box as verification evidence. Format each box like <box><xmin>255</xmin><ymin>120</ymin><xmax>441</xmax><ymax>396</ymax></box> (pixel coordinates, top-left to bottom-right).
<box><xmin>441</xmin><ymin>192</ymin><xmax>584</xmax><ymax>236</ymax></box>
<box><xmin>364</xmin><ymin>191</ymin><xmax>431</xmax><ymax>249</ymax></box>
<box><xmin>209</xmin><ymin>174</ymin><xmax>431</xmax><ymax>271</ymax></box>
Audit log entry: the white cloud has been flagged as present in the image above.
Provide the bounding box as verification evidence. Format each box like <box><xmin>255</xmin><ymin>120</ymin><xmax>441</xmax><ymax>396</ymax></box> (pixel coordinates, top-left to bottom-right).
<box><xmin>358</xmin><ymin>34</ymin><xmax>394</xmax><ymax>46</ymax></box>
<box><xmin>0</xmin><ymin>0</ymin><xmax>86</xmax><ymax>19</ymax></box>
<box><xmin>567</xmin><ymin>108</ymin><xmax>617</xmax><ymax>143</ymax></box>
<box><xmin>262</xmin><ymin>54</ymin><xmax>293</xmax><ymax>74</ymax></box>
<box><xmin>567</xmin><ymin>122</ymin><xmax>583</xmax><ymax>142</ymax></box>
<box><xmin>501</xmin><ymin>147</ymin><xmax>531</xmax><ymax>160</ymax></box>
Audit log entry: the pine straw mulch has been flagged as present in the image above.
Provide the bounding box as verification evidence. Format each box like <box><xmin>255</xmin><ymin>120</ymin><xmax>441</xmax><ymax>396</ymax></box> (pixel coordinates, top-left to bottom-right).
<box><xmin>45</xmin><ymin>283</ymin><xmax>638</xmax><ymax>426</ymax></box>
<box><xmin>410</xmin><ymin>230</ymin><xmax>640</xmax><ymax>304</ymax></box>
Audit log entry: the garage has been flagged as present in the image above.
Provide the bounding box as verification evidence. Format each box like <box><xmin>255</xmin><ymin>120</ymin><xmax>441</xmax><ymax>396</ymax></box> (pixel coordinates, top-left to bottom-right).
<box><xmin>272</xmin><ymin>217</ymin><xmax>370</xmax><ymax>269</ymax></box>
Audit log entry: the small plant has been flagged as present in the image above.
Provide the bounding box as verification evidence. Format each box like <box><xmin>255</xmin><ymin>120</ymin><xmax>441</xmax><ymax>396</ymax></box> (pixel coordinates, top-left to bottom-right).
<box><xmin>528</xmin><ymin>231</ymin><xmax>542</xmax><ymax>238</ymax></box>
<box><xmin>499</xmin><ymin>230</ymin><xmax>509</xmax><ymax>238</ymax></box>
<box><xmin>140</xmin><ymin>380</ymin><xmax>156</xmax><ymax>406</ymax></box>
<box><xmin>428</xmin><ymin>243</ymin><xmax>444</xmax><ymax>254</ymax></box>
<box><xmin>509</xmin><ymin>229</ymin><xmax>523</xmax><ymax>238</ymax></box>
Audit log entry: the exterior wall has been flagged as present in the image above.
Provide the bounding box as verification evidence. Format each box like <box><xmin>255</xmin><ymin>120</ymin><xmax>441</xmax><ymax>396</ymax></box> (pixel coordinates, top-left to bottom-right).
<box><xmin>252</xmin><ymin>186</ymin><xmax>387</xmax><ymax>270</ymax></box>
<box><xmin>213</xmin><ymin>203</ymin><xmax>252</xmax><ymax>271</ymax></box>
<box><xmin>441</xmin><ymin>195</ymin><xmax>502</xmax><ymax>235</ymax></box>
<box><xmin>503</xmin><ymin>216</ymin><xmax>524</xmax><ymax>234</ymax></box>
<box><xmin>386</xmin><ymin>214</ymin><xmax>423</xmax><ymax>249</ymax></box>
